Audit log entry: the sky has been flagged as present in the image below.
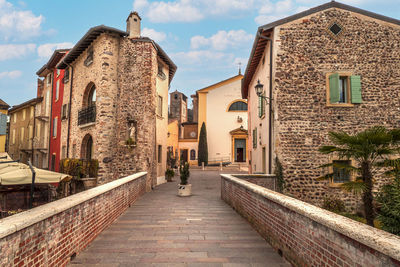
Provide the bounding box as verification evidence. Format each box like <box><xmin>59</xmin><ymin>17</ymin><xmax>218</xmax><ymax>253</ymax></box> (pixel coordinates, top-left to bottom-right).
<box><xmin>0</xmin><ymin>0</ymin><xmax>399</xmax><ymax>107</ymax></box>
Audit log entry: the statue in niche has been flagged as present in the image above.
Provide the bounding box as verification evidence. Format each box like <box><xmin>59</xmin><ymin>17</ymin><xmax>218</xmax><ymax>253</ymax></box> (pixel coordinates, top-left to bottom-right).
<box><xmin>126</xmin><ymin>121</ymin><xmax>137</xmax><ymax>147</ymax></box>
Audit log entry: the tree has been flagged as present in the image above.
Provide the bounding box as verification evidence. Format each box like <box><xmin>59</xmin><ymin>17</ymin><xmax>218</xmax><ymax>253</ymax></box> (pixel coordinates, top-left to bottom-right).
<box><xmin>198</xmin><ymin>122</ymin><xmax>208</xmax><ymax>166</ymax></box>
<box><xmin>318</xmin><ymin>126</ymin><xmax>400</xmax><ymax>226</ymax></box>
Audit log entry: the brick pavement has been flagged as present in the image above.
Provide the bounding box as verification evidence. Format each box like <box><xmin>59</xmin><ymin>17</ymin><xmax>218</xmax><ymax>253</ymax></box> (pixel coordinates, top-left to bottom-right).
<box><xmin>69</xmin><ymin>170</ymin><xmax>291</xmax><ymax>267</ymax></box>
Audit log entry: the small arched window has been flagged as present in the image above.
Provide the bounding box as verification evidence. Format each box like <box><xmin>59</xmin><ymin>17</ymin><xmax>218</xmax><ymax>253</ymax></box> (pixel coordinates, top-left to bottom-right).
<box><xmin>81</xmin><ymin>134</ymin><xmax>93</xmax><ymax>160</ymax></box>
<box><xmin>190</xmin><ymin>149</ymin><xmax>196</xmax><ymax>160</ymax></box>
<box><xmin>228</xmin><ymin>101</ymin><xmax>247</xmax><ymax>111</ymax></box>
<box><xmin>88</xmin><ymin>85</ymin><xmax>96</xmax><ymax>107</ymax></box>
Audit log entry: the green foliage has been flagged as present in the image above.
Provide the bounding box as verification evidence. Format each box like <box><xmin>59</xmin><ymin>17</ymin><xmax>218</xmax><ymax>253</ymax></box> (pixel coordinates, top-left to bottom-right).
<box><xmin>165</xmin><ymin>168</ymin><xmax>175</xmax><ymax>182</ymax></box>
<box><xmin>125</xmin><ymin>137</ymin><xmax>136</xmax><ymax>146</ymax></box>
<box><xmin>318</xmin><ymin>126</ymin><xmax>400</xmax><ymax>226</ymax></box>
<box><xmin>322</xmin><ymin>197</ymin><xmax>346</xmax><ymax>213</ymax></box>
<box><xmin>60</xmin><ymin>158</ymin><xmax>99</xmax><ymax>179</ymax></box>
<box><xmin>179</xmin><ymin>162</ymin><xmax>190</xmax><ymax>185</ymax></box>
<box><xmin>274</xmin><ymin>157</ymin><xmax>285</xmax><ymax>192</ymax></box>
<box><xmin>167</xmin><ymin>150</ymin><xmax>177</xmax><ymax>169</ymax></box>
<box><xmin>377</xmin><ymin>175</ymin><xmax>400</xmax><ymax>236</ymax></box>
<box><xmin>198</xmin><ymin>122</ymin><xmax>208</xmax><ymax>166</ymax></box>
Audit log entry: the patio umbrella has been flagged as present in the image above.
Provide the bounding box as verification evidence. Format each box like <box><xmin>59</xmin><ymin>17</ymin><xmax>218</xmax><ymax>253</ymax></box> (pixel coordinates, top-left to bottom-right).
<box><xmin>0</xmin><ymin>153</ymin><xmax>71</xmax><ymax>208</ymax></box>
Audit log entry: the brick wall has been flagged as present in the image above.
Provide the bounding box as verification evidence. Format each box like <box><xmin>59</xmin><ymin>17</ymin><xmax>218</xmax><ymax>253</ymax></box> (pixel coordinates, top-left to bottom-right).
<box><xmin>0</xmin><ymin>172</ymin><xmax>147</xmax><ymax>267</ymax></box>
<box><xmin>221</xmin><ymin>174</ymin><xmax>400</xmax><ymax>267</ymax></box>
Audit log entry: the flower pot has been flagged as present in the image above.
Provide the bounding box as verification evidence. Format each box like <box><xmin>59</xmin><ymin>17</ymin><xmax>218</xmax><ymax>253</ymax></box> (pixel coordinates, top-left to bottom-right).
<box><xmin>178</xmin><ymin>184</ymin><xmax>192</xmax><ymax>196</ymax></box>
<box><xmin>81</xmin><ymin>178</ymin><xmax>97</xmax><ymax>189</ymax></box>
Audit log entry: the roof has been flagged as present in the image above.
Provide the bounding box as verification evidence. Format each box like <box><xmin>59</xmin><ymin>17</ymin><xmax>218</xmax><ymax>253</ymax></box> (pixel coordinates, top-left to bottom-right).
<box><xmin>36</xmin><ymin>49</ymin><xmax>70</xmax><ymax>76</ymax></box>
<box><xmin>57</xmin><ymin>25</ymin><xmax>177</xmax><ymax>83</ymax></box>
<box><xmin>8</xmin><ymin>97</ymin><xmax>43</xmax><ymax>114</ymax></box>
<box><xmin>197</xmin><ymin>74</ymin><xmax>243</xmax><ymax>94</ymax></box>
<box><xmin>0</xmin><ymin>99</ymin><xmax>9</xmax><ymax>110</ymax></box>
<box><xmin>242</xmin><ymin>1</ymin><xmax>400</xmax><ymax>98</ymax></box>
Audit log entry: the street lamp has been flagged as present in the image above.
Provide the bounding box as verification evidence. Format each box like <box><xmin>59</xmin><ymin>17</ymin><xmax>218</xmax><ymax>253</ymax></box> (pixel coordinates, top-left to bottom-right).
<box><xmin>254</xmin><ymin>80</ymin><xmax>272</xmax><ymax>104</ymax></box>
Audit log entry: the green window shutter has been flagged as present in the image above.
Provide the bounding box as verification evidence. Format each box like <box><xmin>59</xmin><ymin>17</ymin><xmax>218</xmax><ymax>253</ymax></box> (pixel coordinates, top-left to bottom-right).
<box><xmin>0</xmin><ymin>114</ymin><xmax>6</xmax><ymax>135</ymax></box>
<box><xmin>329</xmin><ymin>73</ymin><xmax>340</xmax><ymax>103</ymax></box>
<box><xmin>255</xmin><ymin>128</ymin><xmax>257</xmax><ymax>148</ymax></box>
<box><xmin>261</xmin><ymin>96</ymin><xmax>265</xmax><ymax>116</ymax></box>
<box><xmin>350</xmin><ymin>75</ymin><xmax>362</xmax><ymax>103</ymax></box>
<box><xmin>258</xmin><ymin>96</ymin><xmax>262</xmax><ymax>118</ymax></box>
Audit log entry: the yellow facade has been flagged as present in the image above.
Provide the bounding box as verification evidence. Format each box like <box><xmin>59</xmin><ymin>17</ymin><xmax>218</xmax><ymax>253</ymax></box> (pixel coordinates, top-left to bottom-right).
<box><xmin>0</xmin><ymin>108</ymin><xmax>8</xmax><ymax>153</ymax></box>
<box><xmin>167</xmin><ymin>119</ymin><xmax>179</xmax><ymax>157</ymax></box>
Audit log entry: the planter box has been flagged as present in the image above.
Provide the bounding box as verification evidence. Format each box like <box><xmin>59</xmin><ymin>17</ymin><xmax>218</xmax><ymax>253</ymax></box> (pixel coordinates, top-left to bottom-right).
<box><xmin>81</xmin><ymin>178</ymin><xmax>97</xmax><ymax>189</ymax></box>
<box><xmin>178</xmin><ymin>184</ymin><xmax>192</xmax><ymax>196</ymax></box>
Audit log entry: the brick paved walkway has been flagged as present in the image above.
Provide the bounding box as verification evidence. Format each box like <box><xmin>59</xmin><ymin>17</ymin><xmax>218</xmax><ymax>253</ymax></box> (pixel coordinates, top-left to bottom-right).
<box><xmin>70</xmin><ymin>170</ymin><xmax>290</xmax><ymax>267</ymax></box>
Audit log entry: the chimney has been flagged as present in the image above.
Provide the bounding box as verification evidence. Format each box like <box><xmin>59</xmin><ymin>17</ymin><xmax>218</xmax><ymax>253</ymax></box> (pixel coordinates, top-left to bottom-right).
<box><xmin>126</xmin><ymin>11</ymin><xmax>141</xmax><ymax>38</ymax></box>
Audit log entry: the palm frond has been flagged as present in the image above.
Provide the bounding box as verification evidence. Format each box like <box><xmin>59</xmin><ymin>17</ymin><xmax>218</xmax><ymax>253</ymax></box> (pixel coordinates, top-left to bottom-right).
<box><xmin>340</xmin><ymin>180</ymin><xmax>367</xmax><ymax>195</ymax></box>
<box><xmin>316</xmin><ymin>173</ymin><xmax>333</xmax><ymax>181</ymax></box>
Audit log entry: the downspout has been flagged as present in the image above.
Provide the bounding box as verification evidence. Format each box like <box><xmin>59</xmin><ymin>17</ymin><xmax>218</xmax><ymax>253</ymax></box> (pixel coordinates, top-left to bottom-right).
<box><xmin>48</xmin><ymin>70</ymin><xmax>54</xmax><ymax>169</ymax></box>
<box><xmin>32</xmin><ymin>103</ymin><xmax>36</xmax><ymax>164</ymax></box>
<box><xmin>257</xmin><ymin>30</ymin><xmax>274</xmax><ymax>174</ymax></box>
<box><xmin>66</xmin><ymin>64</ymin><xmax>74</xmax><ymax>158</ymax></box>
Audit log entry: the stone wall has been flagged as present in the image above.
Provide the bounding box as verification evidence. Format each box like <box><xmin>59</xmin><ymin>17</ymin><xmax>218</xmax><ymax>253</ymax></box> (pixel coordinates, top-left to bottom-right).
<box><xmin>0</xmin><ymin>172</ymin><xmax>147</xmax><ymax>267</ymax></box>
<box><xmin>221</xmin><ymin>174</ymin><xmax>400</xmax><ymax>267</ymax></box>
<box><xmin>273</xmin><ymin>8</ymin><xmax>400</xmax><ymax>209</ymax></box>
<box><xmin>115</xmin><ymin>39</ymin><xmax>158</xmax><ymax>190</ymax></box>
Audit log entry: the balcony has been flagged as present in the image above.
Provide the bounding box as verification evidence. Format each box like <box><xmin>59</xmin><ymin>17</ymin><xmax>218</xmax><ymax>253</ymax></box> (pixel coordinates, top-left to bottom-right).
<box><xmin>78</xmin><ymin>105</ymin><xmax>96</xmax><ymax>126</ymax></box>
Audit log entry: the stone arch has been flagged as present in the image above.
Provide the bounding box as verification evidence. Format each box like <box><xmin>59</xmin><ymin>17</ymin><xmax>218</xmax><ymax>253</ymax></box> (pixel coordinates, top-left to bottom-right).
<box><xmin>82</xmin><ymin>82</ymin><xmax>96</xmax><ymax>108</ymax></box>
<box><xmin>81</xmin><ymin>134</ymin><xmax>94</xmax><ymax>160</ymax></box>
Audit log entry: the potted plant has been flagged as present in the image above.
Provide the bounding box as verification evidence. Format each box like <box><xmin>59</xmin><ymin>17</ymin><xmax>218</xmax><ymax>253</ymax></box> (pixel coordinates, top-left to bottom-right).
<box><xmin>81</xmin><ymin>159</ymin><xmax>98</xmax><ymax>189</ymax></box>
<box><xmin>178</xmin><ymin>162</ymin><xmax>191</xmax><ymax>196</ymax></box>
<box><xmin>125</xmin><ymin>137</ymin><xmax>136</xmax><ymax>149</ymax></box>
<box><xmin>165</xmin><ymin>168</ymin><xmax>174</xmax><ymax>182</ymax></box>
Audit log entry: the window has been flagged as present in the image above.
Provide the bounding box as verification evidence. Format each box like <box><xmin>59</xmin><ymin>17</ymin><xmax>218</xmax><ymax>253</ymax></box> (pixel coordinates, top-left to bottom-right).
<box><xmin>51</xmin><ymin>154</ymin><xmax>56</xmax><ymax>171</ymax></box>
<box><xmin>64</xmin><ymin>68</ymin><xmax>70</xmax><ymax>83</ymax></box>
<box><xmin>61</xmin><ymin>146</ymin><xmax>66</xmax><ymax>159</ymax></box>
<box><xmin>158</xmin><ymin>62</ymin><xmax>166</xmax><ymax>80</ymax></box>
<box><xmin>329</xmin><ymin>22</ymin><xmax>343</xmax><ymax>36</ymax></box>
<box><xmin>30</xmin><ymin>106</ymin><xmax>34</xmax><ymax>118</ymax></box>
<box><xmin>258</xmin><ymin>95</ymin><xmax>265</xmax><ymax>118</ymax></box>
<box><xmin>228</xmin><ymin>101</ymin><xmax>247</xmax><ymax>111</ymax></box>
<box><xmin>36</xmin><ymin>122</ymin><xmax>41</xmax><ymax>138</ymax></box>
<box><xmin>84</xmin><ymin>47</ymin><xmax>93</xmax><ymax>66</ymax></box>
<box><xmin>20</xmin><ymin>127</ymin><xmax>24</xmax><ymax>142</ymax></box>
<box><xmin>53</xmin><ymin>117</ymin><xmax>57</xmax><ymax>138</ymax></box>
<box><xmin>81</xmin><ymin>135</ymin><xmax>93</xmax><ymax>160</ymax></box>
<box><xmin>190</xmin><ymin>149</ymin><xmax>196</xmax><ymax>160</ymax></box>
<box><xmin>253</xmin><ymin>128</ymin><xmax>257</xmax><ymax>148</ymax></box>
<box><xmin>55</xmin><ymin>80</ymin><xmax>60</xmax><ymax>101</ymax></box>
<box><xmin>13</xmin><ymin>113</ymin><xmax>16</xmax><ymax>122</ymax></box>
<box><xmin>157</xmin><ymin>95</ymin><xmax>163</xmax><ymax>117</ymax></box>
<box><xmin>332</xmin><ymin>160</ymin><xmax>351</xmax><ymax>183</ymax></box>
<box><xmin>61</xmin><ymin>104</ymin><xmax>68</xmax><ymax>120</ymax></box>
<box><xmin>88</xmin><ymin>85</ymin><xmax>96</xmax><ymax>107</ymax></box>
<box><xmin>47</xmin><ymin>73</ymin><xmax>52</xmax><ymax>85</ymax></box>
<box><xmin>22</xmin><ymin>109</ymin><xmax>26</xmax><ymax>120</ymax></box>
<box><xmin>72</xmin><ymin>144</ymin><xmax>76</xmax><ymax>158</ymax></box>
<box><xmin>56</xmin><ymin>69</ymin><xmax>60</xmax><ymax>77</ymax></box>
<box><xmin>158</xmin><ymin>145</ymin><xmax>162</xmax><ymax>163</ymax></box>
<box><xmin>174</xmin><ymin>94</ymin><xmax>178</xmax><ymax>100</ymax></box>
<box><xmin>12</xmin><ymin>129</ymin><xmax>15</xmax><ymax>144</ymax></box>
<box><xmin>327</xmin><ymin>73</ymin><xmax>362</xmax><ymax>105</ymax></box>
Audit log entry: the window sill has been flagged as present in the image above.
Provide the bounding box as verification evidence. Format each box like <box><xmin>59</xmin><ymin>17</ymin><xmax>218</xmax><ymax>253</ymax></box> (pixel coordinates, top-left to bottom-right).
<box><xmin>326</xmin><ymin>103</ymin><xmax>354</xmax><ymax>107</ymax></box>
<box><xmin>78</xmin><ymin>122</ymin><xmax>96</xmax><ymax>129</ymax></box>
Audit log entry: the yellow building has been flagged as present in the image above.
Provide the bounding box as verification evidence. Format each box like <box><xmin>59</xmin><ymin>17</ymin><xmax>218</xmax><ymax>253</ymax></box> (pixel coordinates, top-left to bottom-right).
<box><xmin>193</xmin><ymin>74</ymin><xmax>248</xmax><ymax>165</ymax></box>
<box><xmin>0</xmin><ymin>99</ymin><xmax>9</xmax><ymax>153</ymax></box>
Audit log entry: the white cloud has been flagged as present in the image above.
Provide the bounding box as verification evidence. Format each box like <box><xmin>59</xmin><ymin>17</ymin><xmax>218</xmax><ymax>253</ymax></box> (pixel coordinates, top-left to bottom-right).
<box><xmin>147</xmin><ymin>1</ymin><xmax>203</xmax><ymax>23</ymax></box>
<box><xmin>0</xmin><ymin>70</ymin><xmax>22</xmax><ymax>79</ymax></box>
<box><xmin>0</xmin><ymin>43</ymin><xmax>36</xmax><ymax>61</ymax></box>
<box><xmin>141</xmin><ymin>27</ymin><xmax>167</xmax><ymax>42</ymax></box>
<box><xmin>172</xmin><ymin>50</ymin><xmax>229</xmax><ymax>64</ymax></box>
<box><xmin>0</xmin><ymin>0</ymin><xmax>44</xmax><ymax>41</ymax></box>
<box><xmin>133</xmin><ymin>0</ymin><xmax>149</xmax><ymax>12</ymax></box>
<box><xmin>191</xmin><ymin>30</ymin><xmax>253</xmax><ymax>51</ymax></box>
<box><xmin>37</xmin><ymin>42</ymin><xmax>73</xmax><ymax>59</ymax></box>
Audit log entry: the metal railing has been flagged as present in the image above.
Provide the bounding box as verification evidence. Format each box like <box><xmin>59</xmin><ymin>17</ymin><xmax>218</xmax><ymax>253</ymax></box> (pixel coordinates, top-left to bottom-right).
<box><xmin>78</xmin><ymin>105</ymin><xmax>96</xmax><ymax>126</ymax></box>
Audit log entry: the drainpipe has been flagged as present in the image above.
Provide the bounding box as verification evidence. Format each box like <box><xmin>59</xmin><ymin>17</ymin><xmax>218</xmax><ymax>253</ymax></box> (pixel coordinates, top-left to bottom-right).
<box><xmin>257</xmin><ymin>30</ymin><xmax>273</xmax><ymax>174</ymax></box>
<box><xmin>32</xmin><ymin>103</ymin><xmax>36</xmax><ymax>164</ymax></box>
<box><xmin>48</xmin><ymin>70</ymin><xmax>54</xmax><ymax>169</ymax></box>
<box><xmin>66</xmin><ymin>64</ymin><xmax>74</xmax><ymax>158</ymax></box>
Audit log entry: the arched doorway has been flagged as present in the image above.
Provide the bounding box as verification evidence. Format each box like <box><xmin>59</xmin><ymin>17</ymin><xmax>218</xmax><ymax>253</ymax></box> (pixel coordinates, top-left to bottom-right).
<box><xmin>81</xmin><ymin>134</ymin><xmax>94</xmax><ymax>160</ymax></box>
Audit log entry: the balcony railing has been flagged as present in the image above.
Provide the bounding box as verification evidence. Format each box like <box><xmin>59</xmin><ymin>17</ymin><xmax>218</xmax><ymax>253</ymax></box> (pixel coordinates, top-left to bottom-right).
<box><xmin>78</xmin><ymin>105</ymin><xmax>96</xmax><ymax>126</ymax></box>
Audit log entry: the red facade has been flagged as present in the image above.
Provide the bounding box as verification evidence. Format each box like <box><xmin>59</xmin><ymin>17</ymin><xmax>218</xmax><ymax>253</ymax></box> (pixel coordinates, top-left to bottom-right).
<box><xmin>49</xmin><ymin>68</ymin><xmax>65</xmax><ymax>171</ymax></box>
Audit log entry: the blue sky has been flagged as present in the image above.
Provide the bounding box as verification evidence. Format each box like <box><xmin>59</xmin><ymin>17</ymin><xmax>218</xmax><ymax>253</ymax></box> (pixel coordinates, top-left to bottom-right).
<box><xmin>0</xmin><ymin>0</ymin><xmax>399</xmax><ymax>107</ymax></box>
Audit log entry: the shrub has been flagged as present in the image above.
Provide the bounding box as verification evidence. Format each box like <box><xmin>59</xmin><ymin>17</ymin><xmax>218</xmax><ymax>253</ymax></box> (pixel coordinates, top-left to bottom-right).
<box><xmin>322</xmin><ymin>197</ymin><xmax>346</xmax><ymax>213</ymax></box>
<box><xmin>165</xmin><ymin>169</ymin><xmax>175</xmax><ymax>182</ymax></box>
<box><xmin>60</xmin><ymin>158</ymin><xmax>99</xmax><ymax>179</ymax></box>
<box><xmin>179</xmin><ymin>162</ymin><xmax>190</xmax><ymax>185</ymax></box>
<box><xmin>377</xmin><ymin>176</ymin><xmax>400</xmax><ymax>236</ymax></box>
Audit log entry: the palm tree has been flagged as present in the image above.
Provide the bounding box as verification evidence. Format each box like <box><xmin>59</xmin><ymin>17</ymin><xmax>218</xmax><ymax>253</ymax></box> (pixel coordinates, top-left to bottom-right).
<box><xmin>318</xmin><ymin>126</ymin><xmax>400</xmax><ymax>226</ymax></box>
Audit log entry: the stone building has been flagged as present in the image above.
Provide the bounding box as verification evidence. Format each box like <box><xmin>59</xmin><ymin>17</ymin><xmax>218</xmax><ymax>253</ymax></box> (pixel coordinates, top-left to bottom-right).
<box><xmin>242</xmin><ymin>1</ymin><xmax>400</xmax><ymax>209</ymax></box>
<box><xmin>57</xmin><ymin>12</ymin><xmax>176</xmax><ymax>189</ymax></box>
<box><xmin>8</xmin><ymin>98</ymin><xmax>42</xmax><ymax>165</ymax></box>
<box><xmin>169</xmin><ymin>90</ymin><xmax>188</xmax><ymax>138</ymax></box>
<box><xmin>0</xmin><ymin>99</ymin><xmax>9</xmax><ymax>153</ymax></box>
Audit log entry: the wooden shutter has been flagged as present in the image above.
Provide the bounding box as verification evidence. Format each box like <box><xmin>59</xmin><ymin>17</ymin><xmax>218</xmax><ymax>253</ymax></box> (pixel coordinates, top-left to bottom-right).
<box><xmin>258</xmin><ymin>96</ymin><xmax>262</xmax><ymax>118</ymax></box>
<box><xmin>329</xmin><ymin>73</ymin><xmax>340</xmax><ymax>103</ymax></box>
<box><xmin>0</xmin><ymin>114</ymin><xmax>7</xmax><ymax>135</ymax></box>
<box><xmin>350</xmin><ymin>75</ymin><xmax>362</xmax><ymax>103</ymax></box>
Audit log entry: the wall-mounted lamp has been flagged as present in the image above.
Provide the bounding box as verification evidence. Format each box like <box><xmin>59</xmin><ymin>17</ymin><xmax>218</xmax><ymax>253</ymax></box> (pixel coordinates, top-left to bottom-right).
<box><xmin>167</xmin><ymin>132</ymin><xmax>170</xmax><ymax>137</ymax></box>
<box><xmin>255</xmin><ymin>80</ymin><xmax>272</xmax><ymax>104</ymax></box>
